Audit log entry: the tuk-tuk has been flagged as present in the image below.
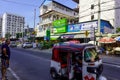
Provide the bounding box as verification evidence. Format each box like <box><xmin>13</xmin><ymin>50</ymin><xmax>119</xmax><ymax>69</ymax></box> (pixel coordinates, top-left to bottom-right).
<box><xmin>50</xmin><ymin>42</ymin><xmax>107</xmax><ymax>80</ymax></box>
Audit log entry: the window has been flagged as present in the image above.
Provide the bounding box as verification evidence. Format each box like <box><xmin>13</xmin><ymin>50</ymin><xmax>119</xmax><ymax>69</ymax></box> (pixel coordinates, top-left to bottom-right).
<box><xmin>91</xmin><ymin>15</ymin><xmax>94</xmax><ymax>20</ymax></box>
<box><xmin>91</xmin><ymin>4</ymin><xmax>94</xmax><ymax>9</ymax></box>
<box><xmin>84</xmin><ymin>48</ymin><xmax>99</xmax><ymax>62</ymax></box>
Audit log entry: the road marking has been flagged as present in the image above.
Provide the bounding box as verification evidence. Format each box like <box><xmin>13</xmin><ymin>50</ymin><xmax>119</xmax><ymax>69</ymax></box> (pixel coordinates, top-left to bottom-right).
<box><xmin>103</xmin><ymin>63</ymin><xmax>120</xmax><ymax>68</ymax></box>
<box><xmin>8</xmin><ymin>68</ymin><xmax>20</xmax><ymax>80</ymax></box>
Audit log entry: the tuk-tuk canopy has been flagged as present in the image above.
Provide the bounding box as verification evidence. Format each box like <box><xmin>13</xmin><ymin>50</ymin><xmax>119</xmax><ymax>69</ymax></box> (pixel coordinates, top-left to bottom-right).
<box><xmin>53</xmin><ymin>42</ymin><xmax>95</xmax><ymax>52</ymax></box>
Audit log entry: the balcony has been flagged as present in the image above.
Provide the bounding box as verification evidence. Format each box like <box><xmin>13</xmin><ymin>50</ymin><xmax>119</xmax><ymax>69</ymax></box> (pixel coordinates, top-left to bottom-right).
<box><xmin>52</xmin><ymin>7</ymin><xmax>78</xmax><ymax>17</ymax></box>
<box><xmin>39</xmin><ymin>19</ymin><xmax>52</xmax><ymax>26</ymax></box>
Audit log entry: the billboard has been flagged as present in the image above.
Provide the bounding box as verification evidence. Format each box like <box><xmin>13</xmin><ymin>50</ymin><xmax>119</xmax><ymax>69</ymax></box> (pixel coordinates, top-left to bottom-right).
<box><xmin>67</xmin><ymin>21</ymin><xmax>98</xmax><ymax>32</ymax></box>
<box><xmin>67</xmin><ymin>20</ymin><xmax>113</xmax><ymax>33</ymax></box>
<box><xmin>52</xmin><ymin>18</ymin><xmax>67</xmax><ymax>33</ymax></box>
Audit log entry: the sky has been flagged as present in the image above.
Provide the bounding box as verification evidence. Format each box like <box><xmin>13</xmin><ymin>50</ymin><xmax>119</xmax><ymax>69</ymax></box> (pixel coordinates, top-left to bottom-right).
<box><xmin>0</xmin><ymin>0</ymin><xmax>77</xmax><ymax>28</ymax></box>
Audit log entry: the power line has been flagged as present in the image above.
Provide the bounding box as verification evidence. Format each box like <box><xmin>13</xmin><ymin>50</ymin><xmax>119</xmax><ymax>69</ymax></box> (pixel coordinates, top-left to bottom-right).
<box><xmin>39</xmin><ymin>0</ymin><xmax>46</xmax><ymax>8</ymax></box>
<box><xmin>0</xmin><ymin>0</ymin><xmax>39</xmax><ymax>7</ymax></box>
<box><xmin>80</xmin><ymin>0</ymin><xmax>115</xmax><ymax>14</ymax></box>
<box><xmin>79</xmin><ymin>6</ymin><xmax>120</xmax><ymax>19</ymax></box>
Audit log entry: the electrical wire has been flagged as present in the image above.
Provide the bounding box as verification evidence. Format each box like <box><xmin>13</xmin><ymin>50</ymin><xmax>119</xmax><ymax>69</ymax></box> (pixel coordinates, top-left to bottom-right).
<box><xmin>0</xmin><ymin>0</ymin><xmax>39</xmax><ymax>7</ymax></box>
<box><xmin>79</xmin><ymin>5</ymin><xmax>120</xmax><ymax>19</ymax></box>
<box><xmin>80</xmin><ymin>0</ymin><xmax>115</xmax><ymax>14</ymax></box>
<box><xmin>39</xmin><ymin>0</ymin><xmax>47</xmax><ymax>8</ymax></box>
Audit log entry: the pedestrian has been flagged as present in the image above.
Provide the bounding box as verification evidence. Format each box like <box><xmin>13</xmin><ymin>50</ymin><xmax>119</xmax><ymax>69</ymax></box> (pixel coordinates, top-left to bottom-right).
<box><xmin>1</xmin><ymin>39</ymin><xmax>11</xmax><ymax>80</ymax></box>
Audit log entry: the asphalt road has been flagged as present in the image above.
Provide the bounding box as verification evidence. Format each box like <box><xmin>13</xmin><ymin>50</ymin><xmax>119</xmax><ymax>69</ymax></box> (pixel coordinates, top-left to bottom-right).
<box><xmin>103</xmin><ymin>63</ymin><xmax>120</xmax><ymax>80</ymax></box>
<box><xmin>9</xmin><ymin>48</ymin><xmax>120</xmax><ymax>80</ymax></box>
<box><xmin>10</xmin><ymin>48</ymin><xmax>52</xmax><ymax>80</ymax></box>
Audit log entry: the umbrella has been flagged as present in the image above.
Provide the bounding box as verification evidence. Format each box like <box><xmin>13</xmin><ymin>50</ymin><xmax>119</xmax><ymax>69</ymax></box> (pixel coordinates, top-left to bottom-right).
<box><xmin>98</xmin><ymin>37</ymin><xmax>116</xmax><ymax>43</ymax></box>
<box><xmin>114</xmin><ymin>36</ymin><xmax>120</xmax><ymax>41</ymax></box>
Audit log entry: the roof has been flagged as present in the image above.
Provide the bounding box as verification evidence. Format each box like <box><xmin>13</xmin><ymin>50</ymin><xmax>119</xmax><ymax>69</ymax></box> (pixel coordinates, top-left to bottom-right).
<box><xmin>52</xmin><ymin>0</ymin><xmax>74</xmax><ymax>11</ymax></box>
<box><xmin>53</xmin><ymin>43</ymin><xmax>95</xmax><ymax>51</ymax></box>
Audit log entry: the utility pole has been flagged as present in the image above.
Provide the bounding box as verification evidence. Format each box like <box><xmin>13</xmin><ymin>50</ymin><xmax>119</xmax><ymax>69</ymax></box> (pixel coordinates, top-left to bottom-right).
<box><xmin>22</xmin><ymin>24</ymin><xmax>24</xmax><ymax>43</ymax></box>
<box><xmin>33</xmin><ymin>8</ymin><xmax>36</xmax><ymax>42</ymax></box>
<box><xmin>97</xmin><ymin>0</ymin><xmax>101</xmax><ymax>46</ymax></box>
<box><xmin>34</xmin><ymin>8</ymin><xmax>36</xmax><ymax>29</ymax></box>
<box><xmin>98</xmin><ymin>0</ymin><xmax>101</xmax><ymax>35</ymax></box>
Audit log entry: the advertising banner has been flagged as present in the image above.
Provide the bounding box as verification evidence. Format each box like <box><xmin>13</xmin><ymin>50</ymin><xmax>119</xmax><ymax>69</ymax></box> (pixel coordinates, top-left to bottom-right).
<box><xmin>52</xmin><ymin>18</ymin><xmax>67</xmax><ymax>33</ymax></box>
<box><xmin>67</xmin><ymin>20</ymin><xmax>113</xmax><ymax>33</ymax></box>
<box><xmin>53</xmin><ymin>26</ymin><xmax>66</xmax><ymax>33</ymax></box>
<box><xmin>67</xmin><ymin>21</ymin><xmax>98</xmax><ymax>32</ymax></box>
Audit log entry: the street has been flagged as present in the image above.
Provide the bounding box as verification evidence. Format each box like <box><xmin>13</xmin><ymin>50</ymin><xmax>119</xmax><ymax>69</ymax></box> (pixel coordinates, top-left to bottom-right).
<box><xmin>8</xmin><ymin>48</ymin><xmax>120</xmax><ymax>80</ymax></box>
<box><xmin>10</xmin><ymin>48</ymin><xmax>52</xmax><ymax>80</ymax></box>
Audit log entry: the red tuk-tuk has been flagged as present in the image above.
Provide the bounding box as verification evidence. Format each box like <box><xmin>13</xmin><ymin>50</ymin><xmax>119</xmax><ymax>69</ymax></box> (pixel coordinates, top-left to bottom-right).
<box><xmin>50</xmin><ymin>42</ymin><xmax>107</xmax><ymax>80</ymax></box>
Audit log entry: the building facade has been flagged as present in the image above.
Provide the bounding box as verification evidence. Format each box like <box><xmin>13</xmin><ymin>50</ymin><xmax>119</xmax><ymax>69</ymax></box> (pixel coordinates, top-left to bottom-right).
<box><xmin>0</xmin><ymin>17</ymin><xmax>2</xmax><ymax>37</ymax></box>
<box><xmin>2</xmin><ymin>13</ymin><xmax>25</xmax><ymax>38</ymax></box>
<box><xmin>73</xmin><ymin>0</ymin><xmax>120</xmax><ymax>33</ymax></box>
<box><xmin>38</xmin><ymin>0</ymin><xmax>78</xmax><ymax>37</ymax></box>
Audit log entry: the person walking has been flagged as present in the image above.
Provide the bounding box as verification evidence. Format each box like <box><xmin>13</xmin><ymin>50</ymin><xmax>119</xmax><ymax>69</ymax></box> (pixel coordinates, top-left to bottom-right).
<box><xmin>1</xmin><ymin>39</ymin><xmax>11</xmax><ymax>80</ymax></box>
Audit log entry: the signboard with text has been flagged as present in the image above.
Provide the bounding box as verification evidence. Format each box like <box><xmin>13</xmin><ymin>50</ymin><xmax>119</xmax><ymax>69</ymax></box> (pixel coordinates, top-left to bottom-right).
<box><xmin>67</xmin><ymin>21</ymin><xmax>98</xmax><ymax>32</ymax></box>
<box><xmin>52</xmin><ymin>18</ymin><xmax>67</xmax><ymax>33</ymax></box>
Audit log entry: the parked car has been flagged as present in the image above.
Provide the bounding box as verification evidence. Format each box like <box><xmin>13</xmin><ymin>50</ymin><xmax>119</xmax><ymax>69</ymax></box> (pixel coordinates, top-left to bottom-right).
<box><xmin>10</xmin><ymin>41</ymin><xmax>17</xmax><ymax>47</ymax></box>
<box><xmin>22</xmin><ymin>42</ymin><xmax>33</xmax><ymax>48</ymax></box>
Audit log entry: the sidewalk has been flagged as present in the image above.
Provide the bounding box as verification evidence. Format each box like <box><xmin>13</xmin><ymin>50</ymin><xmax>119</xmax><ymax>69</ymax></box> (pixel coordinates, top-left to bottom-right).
<box><xmin>0</xmin><ymin>67</ymin><xmax>17</xmax><ymax>80</ymax></box>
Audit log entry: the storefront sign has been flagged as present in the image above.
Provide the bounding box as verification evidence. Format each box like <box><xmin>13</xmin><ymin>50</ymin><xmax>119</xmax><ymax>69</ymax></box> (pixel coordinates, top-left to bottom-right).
<box><xmin>52</xmin><ymin>18</ymin><xmax>67</xmax><ymax>33</ymax></box>
<box><xmin>67</xmin><ymin>21</ymin><xmax>98</xmax><ymax>32</ymax></box>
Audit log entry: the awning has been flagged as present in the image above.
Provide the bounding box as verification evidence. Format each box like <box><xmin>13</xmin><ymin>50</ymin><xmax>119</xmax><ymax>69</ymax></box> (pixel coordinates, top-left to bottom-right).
<box><xmin>74</xmin><ymin>34</ymin><xmax>90</xmax><ymax>38</ymax></box>
<box><xmin>60</xmin><ymin>34</ymin><xmax>74</xmax><ymax>39</ymax></box>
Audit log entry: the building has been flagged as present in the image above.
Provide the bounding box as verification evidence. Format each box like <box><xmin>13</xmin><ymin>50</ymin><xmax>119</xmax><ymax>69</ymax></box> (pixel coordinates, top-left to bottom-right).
<box><xmin>35</xmin><ymin>23</ymin><xmax>41</xmax><ymax>37</ymax></box>
<box><xmin>38</xmin><ymin>0</ymin><xmax>78</xmax><ymax>37</ymax></box>
<box><xmin>73</xmin><ymin>0</ymin><xmax>120</xmax><ymax>33</ymax></box>
<box><xmin>0</xmin><ymin>16</ymin><xmax>2</xmax><ymax>37</ymax></box>
<box><xmin>2</xmin><ymin>13</ymin><xmax>25</xmax><ymax>38</ymax></box>
<box><xmin>24</xmin><ymin>26</ymin><xmax>34</xmax><ymax>37</ymax></box>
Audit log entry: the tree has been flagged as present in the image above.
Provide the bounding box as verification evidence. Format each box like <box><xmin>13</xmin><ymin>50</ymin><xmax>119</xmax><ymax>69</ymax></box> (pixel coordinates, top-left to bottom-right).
<box><xmin>5</xmin><ymin>33</ymin><xmax>11</xmax><ymax>39</ymax></box>
<box><xmin>16</xmin><ymin>33</ymin><xmax>22</xmax><ymax>39</ymax></box>
<box><xmin>116</xmin><ymin>27</ymin><xmax>120</xmax><ymax>33</ymax></box>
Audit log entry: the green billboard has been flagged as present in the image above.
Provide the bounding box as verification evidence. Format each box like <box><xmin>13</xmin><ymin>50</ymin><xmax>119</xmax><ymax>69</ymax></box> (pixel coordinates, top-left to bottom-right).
<box><xmin>52</xmin><ymin>18</ymin><xmax>67</xmax><ymax>33</ymax></box>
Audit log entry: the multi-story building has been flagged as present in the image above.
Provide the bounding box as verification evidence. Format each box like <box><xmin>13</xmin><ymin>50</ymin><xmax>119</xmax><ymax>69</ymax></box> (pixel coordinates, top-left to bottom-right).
<box><xmin>24</xmin><ymin>27</ymin><xmax>34</xmax><ymax>39</ymax></box>
<box><xmin>73</xmin><ymin>0</ymin><xmax>120</xmax><ymax>33</ymax></box>
<box><xmin>0</xmin><ymin>16</ymin><xmax>2</xmax><ymax>37</ymax></box>
<box><xmin>2</xmin><ymin>13</ymin><xmax>25</xmax><ymax>38</ymax></box>
<box><xmin>35</xmin><ymin>23</ymin><xmax>41</xmax><ymax>37</ymax></box>
<box><xmin>38</xmin><ymin>0</ymin><xmax>78</xmax><ymax>37</ymax></box>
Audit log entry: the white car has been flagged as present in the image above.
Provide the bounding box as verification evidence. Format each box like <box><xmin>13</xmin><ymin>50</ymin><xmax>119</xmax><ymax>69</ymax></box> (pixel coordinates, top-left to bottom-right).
<box><xmin>10</xmin><ymin>41</ymin><xmax>17</xmax><ymax>47</ymax></box>
<box><xmin>22</xmin><ymin>42</ymin><xmax>33</xmax><ymax>48</ymax></box>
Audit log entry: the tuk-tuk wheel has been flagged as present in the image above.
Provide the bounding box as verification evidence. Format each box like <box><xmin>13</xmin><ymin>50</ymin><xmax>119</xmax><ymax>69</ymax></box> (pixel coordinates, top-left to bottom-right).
<box><xmin>50</xmin><ymin>68</ymin><xmax>58</xmax><ymax>79</ymax></box>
